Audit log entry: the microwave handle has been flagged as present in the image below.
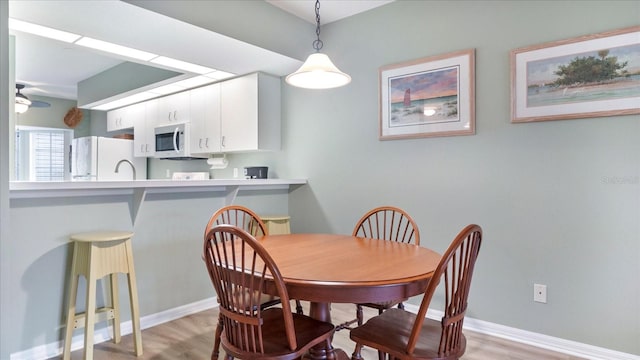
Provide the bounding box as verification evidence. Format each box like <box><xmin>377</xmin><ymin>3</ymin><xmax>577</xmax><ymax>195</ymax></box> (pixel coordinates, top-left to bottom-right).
<box><xmin>173</xmin><ymin>126</ymin><xmax>180</xmax><ymax>152</ymax></box>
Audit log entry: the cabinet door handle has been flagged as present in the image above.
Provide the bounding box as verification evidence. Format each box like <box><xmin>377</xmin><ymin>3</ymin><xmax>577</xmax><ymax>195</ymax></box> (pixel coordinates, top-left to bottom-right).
<box><xmin>199</xmin><ymin>138</ymin><xmax>203</xmax><ymax>149</ymax></box>
<box><xmin>222</xmin><ymin>136</ymin><xmax>226</xmax><ymax>148</ymax></box>
<box><xmin>205</xmin><ymin>138</ymin><xmax>209</xmax><ymax>148</ymax></box>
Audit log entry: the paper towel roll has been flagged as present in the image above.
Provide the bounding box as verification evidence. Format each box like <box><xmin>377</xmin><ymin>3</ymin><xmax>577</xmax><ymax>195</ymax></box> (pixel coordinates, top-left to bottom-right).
<box><xmin>207</xmin><ymin>156</ymin><xmax>228</xmax><ymax>169</ymax></box>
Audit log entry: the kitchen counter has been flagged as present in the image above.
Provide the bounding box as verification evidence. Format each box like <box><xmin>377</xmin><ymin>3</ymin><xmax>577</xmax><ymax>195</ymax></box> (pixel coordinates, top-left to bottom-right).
<box><xmin>10</xmin><ymin>179</ymin><xmax>307</xmax><ymax>225</ymax></box>
<box><xmin>10</xmin><ymin>179</ymin><xmax>306</xmax><ymax>197</ymax></box>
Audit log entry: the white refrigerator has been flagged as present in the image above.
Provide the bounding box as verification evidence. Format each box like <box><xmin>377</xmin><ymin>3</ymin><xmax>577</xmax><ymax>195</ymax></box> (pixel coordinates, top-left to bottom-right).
<box><xmin>71</xmin><ymin>136</ymin><xmax>147</xmax><ymax>181</ymax></box>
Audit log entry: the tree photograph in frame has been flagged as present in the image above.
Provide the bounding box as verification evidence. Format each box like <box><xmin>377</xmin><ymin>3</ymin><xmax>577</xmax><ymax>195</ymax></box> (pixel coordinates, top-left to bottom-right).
<box><xmin>379</xmin><ymin>49</ymin><xmax>475</xmax><ymax>140</ymax></box>
<box><xmin>511</xmin><ymin>26</ymin><xmax>640</xmax><ymax>123</ymax></box>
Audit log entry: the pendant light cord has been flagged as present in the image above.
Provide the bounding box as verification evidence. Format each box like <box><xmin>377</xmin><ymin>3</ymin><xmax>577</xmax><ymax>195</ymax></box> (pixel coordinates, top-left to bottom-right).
<box><xmin>312</xmin><ymin>0</ymin><xmax>323</xmax><ymax>52</ymax></box>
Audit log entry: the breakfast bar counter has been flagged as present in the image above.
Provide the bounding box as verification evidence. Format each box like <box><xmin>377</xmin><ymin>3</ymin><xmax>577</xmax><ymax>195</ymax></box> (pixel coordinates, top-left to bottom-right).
<box><xmin>10</xmin><ymin>179</ymin><xmax>307</xmax><ymax>225</ymax></box>
<box><xmin>9</xmin><ymin>179</ymin><xmax>307</xmax><ymax>198</ymax></box>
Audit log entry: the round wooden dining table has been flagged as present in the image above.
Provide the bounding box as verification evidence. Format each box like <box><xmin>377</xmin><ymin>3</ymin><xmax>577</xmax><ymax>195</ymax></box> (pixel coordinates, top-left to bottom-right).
<box><xmin>256</xmin><ymin>233</ymin><xmax>442</xmax><ymax>360</ymax></box>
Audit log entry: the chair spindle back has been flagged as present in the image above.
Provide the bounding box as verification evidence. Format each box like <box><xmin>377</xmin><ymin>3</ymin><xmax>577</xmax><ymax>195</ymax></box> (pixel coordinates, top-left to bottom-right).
<box><xmin>408</xmin><ymin>224</ymin><xmax>482</xmax><ymax>358</ymax></box>
<box><xmin>205</xmin><ymin>205</ymin><xmax>267</xmax><ymax>238</ymax></box>
<box><xmin>352</xmin><ymin>206</ymin><xmax>420</xmax><ymax>245</ymax></box>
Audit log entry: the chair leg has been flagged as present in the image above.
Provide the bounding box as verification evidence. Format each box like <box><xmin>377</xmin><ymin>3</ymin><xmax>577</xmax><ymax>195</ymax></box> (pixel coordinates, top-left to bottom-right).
<box><xmin>212</xmin><ymin>315</ymin><xmax>223</xmax><ymax>359</ymax></box>
<box><xmin>377</xmin><ymin>350</ymin><xmax>385</xmax><ymax>360</ymax></box>
<box><xmin>295</xmin><ymin>300</ymin><xmax>304</xmax><ymax>315</ymax></box>
<box><xmin>356</xmin><ymin>304</ymin><xmax>364</xmax><ymax>326</ymax></box>
<box><xmin>351</xmin><ymin>343</ymin><xmax>364</xmax><ymax>360</ymax></box>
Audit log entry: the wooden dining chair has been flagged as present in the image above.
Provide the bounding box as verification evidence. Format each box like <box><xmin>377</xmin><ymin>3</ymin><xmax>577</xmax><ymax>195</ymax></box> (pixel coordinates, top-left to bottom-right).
<box><xmin>336</xmin><ymin>206</ymin><xmax>421</xmax><ymax>331</ymax></box>
<box><xmin>205</xmin><ymin>205</ymin><xmax>304</xmax><ymax>359</ymax></box>
<box><xmin>205</xmin><ymin>205</ymin><xmax>304</xmax><ymax>314</ymax></box>
<box><xmin>350</xmin><ymin>224</ymin><xmax>483</xmax><ymax>360</ymax></box>
<box><xmin>203</xmin><ymin>224</ymin><xmax>335</xmax><ymax>360</ymax></box>
<box><xmin>205</xmin><ymin>205</ymin><xmax>269</xmax><ymax>238</ymax></box>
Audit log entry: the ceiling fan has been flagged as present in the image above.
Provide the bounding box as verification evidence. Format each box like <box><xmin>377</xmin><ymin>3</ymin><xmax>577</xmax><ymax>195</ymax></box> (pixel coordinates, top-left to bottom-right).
<box><xmin>15</xmin><ymin>83</ymin><xmax>51</xmax><ymax>114</ymax></box>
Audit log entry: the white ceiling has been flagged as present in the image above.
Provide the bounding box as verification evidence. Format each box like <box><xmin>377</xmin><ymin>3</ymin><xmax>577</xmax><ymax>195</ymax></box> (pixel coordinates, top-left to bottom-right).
<box><xmin>266</xmin><ymin>0</ymin><xmax>394</xmax><ymax>24</ymax></box>
<box><xmin>9</xmin><ymin>0</ymin><xmax>392</xmax><ymax>101</ymax></box>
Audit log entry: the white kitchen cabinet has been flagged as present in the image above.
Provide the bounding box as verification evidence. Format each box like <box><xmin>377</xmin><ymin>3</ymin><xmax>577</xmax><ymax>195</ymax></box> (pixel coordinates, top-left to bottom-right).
<box><xmin>220</xmin><ymin>72</ymin><xmax>280</xmax><ymax>152</ymax></box>
<box><xmin>157</xmin><ymin>91</ymin><xmax>190</xmax><ymax>125</ymax></box>
<box><xmin>133</xmin><ymin>99</ymin><xmax>158</xmax><ymax>157</ymax></box>
<box><xmin>107</xmin><ymin>103</ymin><xmax>144</xmax><ymax>131</ymax></box>
<box><xmin>189</xmin><ymin>83</ymin><xmax>221</xmax><ymax>154</ymax></box>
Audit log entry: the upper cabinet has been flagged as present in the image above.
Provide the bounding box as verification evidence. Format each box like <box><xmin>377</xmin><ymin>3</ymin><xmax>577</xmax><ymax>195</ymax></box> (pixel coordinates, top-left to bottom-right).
<box><xmin>106</xmin><ymin>72</ymin><xmax>280</xmax><ymax>156</ymax></box>
<box><xmin>190</xmin><ymin>83</ymin><xmax>221</xmax><ymax>154</ymax></box>
<box><xmin>106</xmin><ymin>102</ymin><xmax>144</xmax><ymax>131</ymax></box>
<box><xmin>157</xmin><ymin>91</ymin><xmax>190</xmax><ymax>125</ymax></box>
<box><xmin>220</xmin><ymin>73</ymin><xmax>281</xmax><ymax>153</ymax></box>
<box><xmin>133</xmin><ymin>99</ymin><xmax>158</xmax><ymax>157</ymax></box>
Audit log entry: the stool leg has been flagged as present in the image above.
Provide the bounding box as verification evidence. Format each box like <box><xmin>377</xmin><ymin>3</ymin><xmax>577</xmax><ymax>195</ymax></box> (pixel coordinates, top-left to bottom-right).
<box><xmin>63</xmin><ymin>274</ymin><xmax>79</xmax><ymax>360</ymax></box>
<box><xmin>63</xmin><ymin>242</ymin><xmax>81</xmax><ymax>360</ymax></box>
<box><xmin>84</xmin><ymin>268</ymin><xmax>98</xmax><ymax>360</ymax></box>
<box><xmin>125</xmin><ymin>241</ymin><xmax>143</xmax><ymax>356</ymax></box>
<box><xmin>110</xmin><ymin>273</ymin><xmax>121</xmax><ymax>344</ymax></box>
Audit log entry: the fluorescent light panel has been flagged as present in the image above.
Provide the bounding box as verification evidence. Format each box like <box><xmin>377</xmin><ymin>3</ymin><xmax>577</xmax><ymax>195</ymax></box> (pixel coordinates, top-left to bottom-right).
<box><xmin>9</xmin><ymin>19</ymin><xmax>238</xmax><ymax>111</ymax></box>
<box><xmin>75</xmin><ymin>37</ymin><xmax>158</xmax><ymax>61</ymax></box>
<box><xmin>151</xmin><ymin>56</ymin><xmax>215</xmax><ymax>75</ymax></box>
<box><xmin>92</xmin><ymin>92</ymin><xmax>158</xmax><ymax>111</ymax></box>
<box><xmin>204</xmin><ymin>70</ymin><xmax>235</xmax><ymax>80</ymax></box>
<box><xmin>172</xmin><ymin>76</ymin><xmax>214</xmax><ymax>88</ymax></box>
<box><xmin>148</xmin><ymin>83</ymin><xmax>187</xmax><ymax>96</ymax></box>
<box><xmin>9</xmin><ymin>18</ymin><xmax>81</xmax><ymax>43</ymax></box>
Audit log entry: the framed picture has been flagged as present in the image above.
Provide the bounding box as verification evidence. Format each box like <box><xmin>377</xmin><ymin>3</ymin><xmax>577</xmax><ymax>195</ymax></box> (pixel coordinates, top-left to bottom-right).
<box><xmin>379</xmin><ymin>49</ymin><xmax>475</xmax><ymax>140</ymax></box>
<box><xmin>511</xmin><ymin>26</ymin><xmax>640</xmax><ymax>123</ymax></box>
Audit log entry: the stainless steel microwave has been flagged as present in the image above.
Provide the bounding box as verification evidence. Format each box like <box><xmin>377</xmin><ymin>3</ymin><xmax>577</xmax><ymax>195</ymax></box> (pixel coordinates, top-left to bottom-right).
<box><xmin>154</xmin><ymin>123</ymin><xmax>205</xmax><ymax>159</ymax></box>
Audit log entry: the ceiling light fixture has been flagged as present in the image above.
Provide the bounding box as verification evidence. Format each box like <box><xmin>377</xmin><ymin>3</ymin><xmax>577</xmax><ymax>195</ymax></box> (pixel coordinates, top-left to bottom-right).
<box><xmin>8</xmin><ymin>18</ymin><xmax>81</xmax><ymax>43</ymax></box>
<box><xmin>150</xmin><ymin>56</ymin><xmax>215</xmax><ymax>75</ymax></box>
<box><xmin>75</xmin><ymin>37</ymin><xmax>158</xmax><ymax>61</ymax></box>
<box><xmin>15</xmin><ymin>84</ymin><xmax>31</xmax><ymax>114</ymax></box>
<box><xmin>285</xmin><ymin>0</ymin><xmax>351</xmax><ymax>89</ymax></box>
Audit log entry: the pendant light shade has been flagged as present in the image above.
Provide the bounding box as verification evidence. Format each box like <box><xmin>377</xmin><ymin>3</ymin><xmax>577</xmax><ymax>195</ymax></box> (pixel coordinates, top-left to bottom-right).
<box><xmin>286</xmin><ymin>0</ymin><xmax>351</xmax><ymax>89</ymax></box>
<box><xmin>286</xmin><ymin>53</ymin><xmax>351</xmax><ymax>89</ymax></box>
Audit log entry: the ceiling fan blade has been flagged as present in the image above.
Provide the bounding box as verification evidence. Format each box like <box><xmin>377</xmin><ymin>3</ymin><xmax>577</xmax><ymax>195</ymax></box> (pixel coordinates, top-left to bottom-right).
<box><xmin>30</xmin><ymin>100</ymin><xmax>51</xmax><ymax>108</ymax></box>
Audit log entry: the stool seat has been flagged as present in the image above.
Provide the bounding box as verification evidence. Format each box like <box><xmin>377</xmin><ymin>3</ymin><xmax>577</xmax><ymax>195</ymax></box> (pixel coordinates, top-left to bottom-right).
<box><xmin>70</xmin><ymin>231</ymin><xmax>135</xmax><ymax>242</ymax></box>
<box><xmin>260</xmin><ymin>215</ymin><xmax>291</xmax><ymax>235</ymax></box>
<box><xmin>63</xmin><ymin>231</ymin><xmax>142</xmax><ymax>359</ymax></box>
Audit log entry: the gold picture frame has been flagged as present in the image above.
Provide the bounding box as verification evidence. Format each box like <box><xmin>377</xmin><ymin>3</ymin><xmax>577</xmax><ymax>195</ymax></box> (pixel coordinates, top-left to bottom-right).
<box><xmin>379</xmin><ymin>49</ymin><xmax>475</xmax><ymax>140</ymax></box>
<box><xmin>511</xmin><ymin>26</ymin><xmax>640</xmax><ymax>123</ymax></box>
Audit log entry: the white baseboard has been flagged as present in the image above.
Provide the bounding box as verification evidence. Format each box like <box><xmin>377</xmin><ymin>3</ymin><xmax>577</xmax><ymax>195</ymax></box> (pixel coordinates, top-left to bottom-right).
<box><xmin>11</xmin><ymin>299</ymin><xmax>638</xmax><ymax>360</ymax></box>
<box><xmin>9</xmin><ymin>297</ymin><xmax>218</xmax><ymax>360</ymax></box>
<box><xmin>403</xmin><ymin>304</ymin><xmax>639</xmax><ymax>360</ymax></box>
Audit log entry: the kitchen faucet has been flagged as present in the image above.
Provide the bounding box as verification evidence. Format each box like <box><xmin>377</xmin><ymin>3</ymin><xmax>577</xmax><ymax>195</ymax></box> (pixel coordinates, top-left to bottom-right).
<box><xmin>115</xmin><ymin>159</ymin><xmax>137</xmax><ymax>180</ymax></box>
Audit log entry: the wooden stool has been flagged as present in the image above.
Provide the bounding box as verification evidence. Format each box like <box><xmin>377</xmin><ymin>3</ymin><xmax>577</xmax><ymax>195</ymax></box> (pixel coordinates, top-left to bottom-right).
<box><xmin>261</xmin><ymin>215</ymin><xmax>291</xmax><ymax>235</ymax></box>
<box><xmin>63</xmin><ymin>231</ymin><xmax>143</xmax><ymax>359</ymax></box>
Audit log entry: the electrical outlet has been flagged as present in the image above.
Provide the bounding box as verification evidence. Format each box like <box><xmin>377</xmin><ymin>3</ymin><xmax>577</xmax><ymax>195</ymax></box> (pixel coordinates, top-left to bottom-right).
<box><xmin>233</xmin><ymin>168</ymin><xmax>238</xmax><ymax>178</ymax></box>
<box><xmin>165</xmin><ymin>169</ymin><xmax>170</xmax><ymax>178</ymax></box>
<box><xmin>534</xmin><ymin>283</ymin><xmax>547</xmax><ymax>303</ymax></box>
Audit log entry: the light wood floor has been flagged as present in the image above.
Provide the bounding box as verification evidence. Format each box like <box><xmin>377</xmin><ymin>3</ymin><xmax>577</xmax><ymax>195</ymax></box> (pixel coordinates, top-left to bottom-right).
<box><xmin>57</xmin><ymin>302</ymin><xmax>585</xmax><ymax>360</ymax></box>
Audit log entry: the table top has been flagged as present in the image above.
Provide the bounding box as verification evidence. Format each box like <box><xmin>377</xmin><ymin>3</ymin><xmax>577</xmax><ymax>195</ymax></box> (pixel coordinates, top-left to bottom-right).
<box><xmin>256</xmin><ymin>233</ymin><xmax>441</xmax><ymax>303</ymax></box>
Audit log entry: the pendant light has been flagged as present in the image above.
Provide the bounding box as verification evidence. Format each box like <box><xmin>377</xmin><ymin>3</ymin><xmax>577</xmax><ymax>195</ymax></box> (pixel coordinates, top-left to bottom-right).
<box><xmin>286</xmin><ymin>0</ymin><xmax>351</xmax><ymax>89</ymax></box>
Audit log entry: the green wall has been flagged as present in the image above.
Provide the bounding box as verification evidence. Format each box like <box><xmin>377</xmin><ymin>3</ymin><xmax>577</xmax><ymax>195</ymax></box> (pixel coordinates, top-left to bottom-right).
<box><xmin>282</xmin><ymin>0</ymin><xmax>640</xmax><ymax>354</ymax></box>
<box><xmin>15</xmin><ymin>95</ymin><xmax>91</xmax><ymax>137</ymax></box>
